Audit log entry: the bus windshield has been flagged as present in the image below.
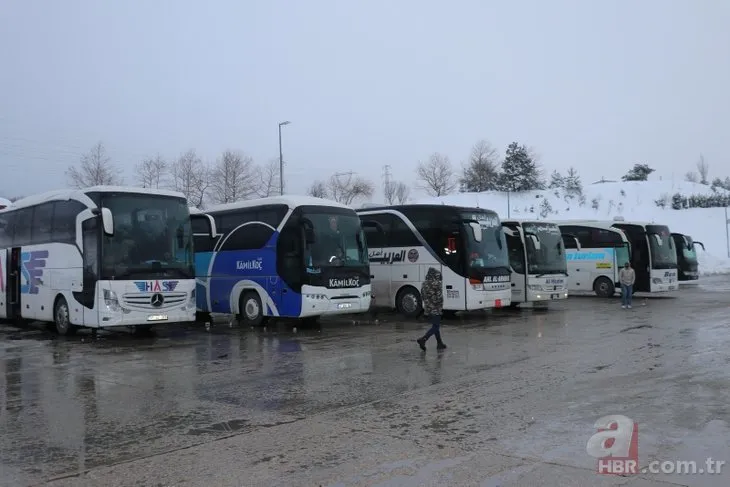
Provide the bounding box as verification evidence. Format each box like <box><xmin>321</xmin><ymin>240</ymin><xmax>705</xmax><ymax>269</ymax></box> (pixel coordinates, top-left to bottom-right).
<box><xmin>522</xmin><ymin>222</ymin><xmax>567</xmax><ymax>275</ymax></box>
<box><xmin>101</xmin><ymin>194</ymin><xmax>194</xmax><ymax>279</ymax></box>
<box><xmin>460</xmin><ymin>211</ymin><xmax>510</xmax><ymax>270</ymax></box>
<box><xmin>683</xmin><ymin>237</ymin><xmax>698</xmax><ymax>263</ymax></box>
<box><xmin>304</xmin><ymin>210</ymin><xmax>369</xmax><ymax>269</ymax></box>
<box><xmin>646</xmin><ymin>225</ymin><xmax>677</xmax><ymax>269</ymax></box>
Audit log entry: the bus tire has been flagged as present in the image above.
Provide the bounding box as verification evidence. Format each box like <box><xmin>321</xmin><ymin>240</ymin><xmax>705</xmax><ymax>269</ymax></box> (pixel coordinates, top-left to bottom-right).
<box><xmin>396</xmin><ymin>286</ymin><xmax>422</xmax><ymax>318</ymax></box>
<box><xmin>53</xmin><ymin>296</ymin><xmax>77</xmax><ymax>336</ymax></box>
<box><xmin>593</xmin><ymin>277</ymin><xmax>615</xmax><ymax>298</ymax></box>
<box><xmin>238</xmin><ymin>291</ymin><xmax>264</xmax><ymax>327</ymax></box>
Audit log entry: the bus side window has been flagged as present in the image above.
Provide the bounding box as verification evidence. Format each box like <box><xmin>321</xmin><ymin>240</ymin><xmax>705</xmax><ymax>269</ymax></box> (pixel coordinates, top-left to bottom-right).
<box><xmin>82</xmin><ymin>219</ymin><xmax>99</xmax><ymax>279</ymax></box>
<box><xmin>12</xmin><ymin>208</ymin><xmax>32</xmax><ymax>247</ymax></box>
<box><xmin>507</xmin><ymin>234</ymin><xmax>525</xmax><ymax>274</ymax></box>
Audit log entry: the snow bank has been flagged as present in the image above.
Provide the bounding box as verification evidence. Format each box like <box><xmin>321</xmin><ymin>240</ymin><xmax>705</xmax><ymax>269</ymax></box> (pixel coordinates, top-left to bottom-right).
<box><xmin>415</xmin><ymin>181</ymin><xmax>730</xmax><ymax>276</ymax></box>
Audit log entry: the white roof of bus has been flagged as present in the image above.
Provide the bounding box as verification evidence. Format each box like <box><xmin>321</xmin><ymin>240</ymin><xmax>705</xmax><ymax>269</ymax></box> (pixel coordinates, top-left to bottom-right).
<box><xmin>547</xmin><ymin>219</ymin><xmax>664</xmax><ymax>229</ymax></box>
<box><xmin>5</xmin><ymin>186</ymin><xmax>186</xmax><ymax>211</ymax></box>
<box><xmin>501</xmin><ymin>219</ymin><xmax>560</xmax><ymax>225</ymax></box>
<box><xmin>204</xmin><ymin>195</ymin><xmax>352</xmax><ymax>214</ymax></box>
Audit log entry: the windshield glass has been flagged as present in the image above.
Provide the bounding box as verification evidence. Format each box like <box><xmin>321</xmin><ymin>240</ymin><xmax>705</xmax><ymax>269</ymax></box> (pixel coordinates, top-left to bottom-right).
<box><xmin>646</xmin><ymin>225</ymin><xmax>677</xmax><ymax>269</ymax></box>
<box><xmin>101</xmin><ymin>194</ymin><xmax>194</xmax><ymax>279</ymax></box>
<box><xmin>303</xmin><ymin>210</ymin><xmax>369</xmax><ymax>269</ymax></box>
<box><xmin>522</xmin><ymin>222</ymin><xmax>567</xmax><ymax>275</ymax></box>
<box><xmin>460</xmin><ymin>211</ymin><xmax>510</xmax><ymax>270</ymax></box>
<box><xmin>682</xmin><ymin>236</ymin><xmax>698</xmax><ymax>263</ymax></box>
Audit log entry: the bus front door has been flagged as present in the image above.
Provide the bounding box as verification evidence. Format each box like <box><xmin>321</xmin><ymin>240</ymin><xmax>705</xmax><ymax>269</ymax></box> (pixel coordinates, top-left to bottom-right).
<box><xmin>4</xmin><ymin>248</ymin><xmax>22</xmax><ymax>320</ymax></box>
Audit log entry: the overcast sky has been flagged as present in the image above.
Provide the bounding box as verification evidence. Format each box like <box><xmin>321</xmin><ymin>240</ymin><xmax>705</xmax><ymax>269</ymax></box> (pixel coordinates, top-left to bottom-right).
<box><xmin>1</xmin><ymin>0</ymin><xmax>728</xmax><ymax>201</ymax></box>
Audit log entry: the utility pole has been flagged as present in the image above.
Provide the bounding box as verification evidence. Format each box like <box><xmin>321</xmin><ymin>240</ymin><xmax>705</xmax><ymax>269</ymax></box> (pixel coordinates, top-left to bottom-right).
<box><xmin>278</xmin><ymin>121</ymin><xmax>291</xmax><ymax>195</ymax></box>
<box><xmin>383</xmin><ymin>165</ymin><xmax>392</xmax><ymax>203</ymax></box>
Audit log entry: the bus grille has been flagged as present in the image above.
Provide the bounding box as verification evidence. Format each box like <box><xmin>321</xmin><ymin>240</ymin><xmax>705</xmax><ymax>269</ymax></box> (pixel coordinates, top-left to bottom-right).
<box><xmin>122</xmin><ymin>292</ymin><xmax>188</xmax><ymax>310</ymax></box>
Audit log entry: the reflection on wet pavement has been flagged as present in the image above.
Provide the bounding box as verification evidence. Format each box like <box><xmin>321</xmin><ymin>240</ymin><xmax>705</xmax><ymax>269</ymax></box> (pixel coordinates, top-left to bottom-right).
<box><xmin>1</xmin><ymin>276</ymin><xmax>729</xmax><ymax>486</ymax></box>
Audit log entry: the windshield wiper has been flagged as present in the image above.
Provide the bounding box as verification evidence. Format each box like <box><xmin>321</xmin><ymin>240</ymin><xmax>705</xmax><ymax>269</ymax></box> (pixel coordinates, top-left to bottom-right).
<box><xmin>535</xmin><ymin>271</ymin><xmax>569</xmax><ymax>278</ymax></box>
<box><xmin>114</xmin><ymin>266</ymin><xmax>191</xmax><ymax>280</ymax></box>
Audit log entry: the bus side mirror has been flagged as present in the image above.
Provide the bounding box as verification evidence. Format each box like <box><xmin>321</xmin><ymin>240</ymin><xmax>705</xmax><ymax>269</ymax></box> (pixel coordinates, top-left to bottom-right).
<box><xmin>525</xmin><ymin>231</ymin><xmax>541</xmax><ymax>250</ymax></box>
<box><xmin>301</xmin><ymin>218</ymin><xmax>316</xmax><ymax>244</ymax></box>
<box><xmin>695</xmin><ymin>241</ymin><xmax>705</xmax><ymax>251</ymax></box>
<box><xmin>469</xmin><ymin>222</ymin><xmax>482</xmax><ymax>242</ymax></box>
<box><xmin>101</xmin><ymin>207</ymin><xmax>114</xmax><ymax>236</ymax></box>
<box><xmin>361</xmin><ymin>220</ymin><xmax>384</xmax><ymax>233</ymax></box>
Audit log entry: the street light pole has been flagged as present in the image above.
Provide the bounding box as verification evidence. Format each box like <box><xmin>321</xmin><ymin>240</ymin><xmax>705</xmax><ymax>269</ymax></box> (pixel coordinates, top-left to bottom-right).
<box><xmin>278</xmin><ymin>121</ymin><xmax>290</xmax><ymax>195</ymax></box>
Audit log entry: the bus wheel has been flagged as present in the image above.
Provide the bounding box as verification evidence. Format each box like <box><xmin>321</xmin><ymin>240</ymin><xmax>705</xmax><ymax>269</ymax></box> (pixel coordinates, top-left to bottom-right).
<box><xmin>593</xmin><ymin>277</ymin><xmax>615</xmax><ymax>298</ymax></box>
<box><xmin>396</xmin><ymin>286</ymin><xmax>422</xmax><ymax>318</ymax></box>
<box><xmin>238</xmin><ymin>292</ymin><xmax>264</xmax><ymax>327</ymax></box>
<box><xmin>54</xmin><ymin>297</ymin><xmax>77</xmax><ymax>336</ymax></box>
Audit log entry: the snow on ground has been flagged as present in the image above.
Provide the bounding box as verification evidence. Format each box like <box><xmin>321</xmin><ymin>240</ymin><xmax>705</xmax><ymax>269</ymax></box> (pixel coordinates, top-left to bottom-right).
<box><xmin>414</xmin><ymin>180</ymin><xmax>730</xmax><ymax>275</ymax></box>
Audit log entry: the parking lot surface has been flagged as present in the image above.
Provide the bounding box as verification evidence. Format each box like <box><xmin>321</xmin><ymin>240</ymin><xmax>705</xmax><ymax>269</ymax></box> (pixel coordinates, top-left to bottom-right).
<box><xmin>1</xmin><ymin>278</ymin><xmax>729</xmax><ymax>486</ymax></box>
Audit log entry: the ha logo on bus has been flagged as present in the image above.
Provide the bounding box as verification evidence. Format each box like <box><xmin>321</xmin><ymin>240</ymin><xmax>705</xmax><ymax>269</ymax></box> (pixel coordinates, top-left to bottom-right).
<box><xmin>329</xmin><ymin>277</ymin><xmax>360</xmax><ymax>288</ymax></box>
<box><xmin>134</xmin><ymin>280</ymin><xmax>179</xmax><ymax>292</ymax></box>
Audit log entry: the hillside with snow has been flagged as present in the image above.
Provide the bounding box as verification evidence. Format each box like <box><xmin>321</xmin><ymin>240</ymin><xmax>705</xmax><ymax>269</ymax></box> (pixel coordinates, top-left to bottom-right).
<box><xmin>414</xmin><ymin>180</ymin><xmax>730</xmax><ymax>276</ymax></box>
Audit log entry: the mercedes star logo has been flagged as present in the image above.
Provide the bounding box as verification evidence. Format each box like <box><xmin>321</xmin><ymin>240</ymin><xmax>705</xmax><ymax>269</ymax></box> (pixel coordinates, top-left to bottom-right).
<box><xmin>150</xmin><ymin>293</ymin><xmax>164</xmax><ymax>307</ymax></box>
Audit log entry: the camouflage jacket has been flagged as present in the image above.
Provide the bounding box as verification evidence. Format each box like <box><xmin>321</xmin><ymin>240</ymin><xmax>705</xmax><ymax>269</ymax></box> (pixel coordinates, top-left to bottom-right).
<box><xmin>421</xmin><ymin>267</ymin><xmax>443</xmax><ymax>315</ymax></box>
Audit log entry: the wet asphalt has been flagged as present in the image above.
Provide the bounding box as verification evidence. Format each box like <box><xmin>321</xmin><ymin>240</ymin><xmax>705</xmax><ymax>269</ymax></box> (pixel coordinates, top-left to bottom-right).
<box><xmin>1</xmin><ymin>278</ymin><xmax>730</xmax><ymax>487</ymax></box>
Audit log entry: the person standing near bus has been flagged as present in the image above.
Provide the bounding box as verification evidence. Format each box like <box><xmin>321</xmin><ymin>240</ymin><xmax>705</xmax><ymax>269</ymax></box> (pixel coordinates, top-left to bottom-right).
<box><xmin>416</xmin><ymin>267</ymin><xmax>447</xmax><ymax>351</ymax></box>
<box><xmin>619</xmin><ymin>261</ymin><xmax>635</xmax><ymax>309</ymax></box>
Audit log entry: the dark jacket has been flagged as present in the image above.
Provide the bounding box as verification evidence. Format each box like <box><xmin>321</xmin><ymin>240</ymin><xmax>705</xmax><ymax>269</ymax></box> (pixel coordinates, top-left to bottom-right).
<box><xmin>421</xmin><ymin>267</ymin><xmax>443</xmax><ymax>315</ymax></box>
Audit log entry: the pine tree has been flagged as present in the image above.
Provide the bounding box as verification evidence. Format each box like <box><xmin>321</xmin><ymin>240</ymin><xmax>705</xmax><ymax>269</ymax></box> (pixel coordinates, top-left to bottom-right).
<box><xmin>621</xmin><ymin>163</ymin><xmax>655</xmax><ymax>181</ymax></box>
<box><xmin>499</xmin><ymin>142</ymin><xmax>543</xmax><ymax>191</ymax></box>
<box><xmin>564</xmin><ymin>167</ymin><xmax>583</xmax><ymax>195</ymax></box>
<box><xmin>539</xmin><ymin>198</ymin><xmax>552</xmax><ymax>218</ymax></box>
<box><xmin>548</xmin><ymin>170</ymin><xmax>564</xmax><ymax>189</ymax></box>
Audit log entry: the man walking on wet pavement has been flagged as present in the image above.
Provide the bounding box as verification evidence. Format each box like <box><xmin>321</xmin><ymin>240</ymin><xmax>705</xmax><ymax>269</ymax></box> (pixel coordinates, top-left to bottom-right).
<box><xmin>619</xmin><ymin>261</ymin><xmax>635</xmax><ymax>309</ymax></box>
<box><xmin>417</xmin><ymin>267</ymin><xmax>447</xmax><ymax>351</ymax></box>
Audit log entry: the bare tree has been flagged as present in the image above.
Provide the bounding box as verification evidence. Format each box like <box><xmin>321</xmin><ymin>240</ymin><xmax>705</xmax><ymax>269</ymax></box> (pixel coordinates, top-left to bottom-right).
<box><xmin>327</xmin><ymin>173</ymin><xmax>374</xmax><ymax>205</ymax></box>
<box><xmin>383</xmin><ymin>178</ymin><xmax>396</xmax><ymax>204</ymax></box>
<box><xmin>394</xmin><ymin>181</ymin><xmax>410</xmax><ymax>204</ymax></box>
<box><xmin>684</xmin><ymin>171</ymin><xmax>699</xmax><ymax>183</ymax></box>
<box><xmin>696</xmin><ymin>154</ymin><xmax>709</xmax><ymax>184</ymax></box>
<box><xmin>460</xmin><ymin>140</ymin><xmax>500</xmax><ymax>192</ymax></box>
<box><xmin>169</xmin><ymin>149</ymin><xmax>210</xmax><ymax>208</ymax></box>
<box><xmin>256</xmin><ymin>158</ymin><xmax>281</xmax><ymax>198</ymax></box>
<box><xmin>66</xmin><ymin>142</ymin><xmax>123</xmax><ymax>188</ymax></box>
<box><xmin>135</xmin><ymin>154</ymin><xmax>168</xmax><ymax>189</ymax></box>
<box><xmin>208</xmin><ymin>150</ymin><xmax>258</xmax><ymax>205</ymax></box>
<box><xmin>416</xmin><ymin>153</ymin><xmax>456</xmax><ymax>196</ymax></box>
<box><xmin>307</xmin><ymin>180</ymin><xmax>328</xmax><ymax>198</ymax></box>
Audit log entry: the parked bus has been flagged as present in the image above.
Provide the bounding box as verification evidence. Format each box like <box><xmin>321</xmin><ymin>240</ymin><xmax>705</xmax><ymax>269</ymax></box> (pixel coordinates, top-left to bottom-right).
<box><xmin>0</xmin><ymin>186</ymin><xmax>215</xmax><ymax>335</ymax></box>
<box><xmin>356</xmin><ymin>204</ymin><xmax>511</xmax><ymax>317</ymax></box>
<box><xmin>553</xmin><ymin>218</ymin><xmax>677</xmax><ymax>296</ymax></box>
<box><xmin>501</xmin><ymin>219</ymin><xmax>571</xmax><ymax>307</ymax></box>
<box><xmin>193</xmin><ymin>196</ymin><xmax>372</xmax><ymax>326</ymax></box>
<box><xmin>671</xmin><ymin>233</ymin><xmax>704</xmax><ymax>282</ymax></box>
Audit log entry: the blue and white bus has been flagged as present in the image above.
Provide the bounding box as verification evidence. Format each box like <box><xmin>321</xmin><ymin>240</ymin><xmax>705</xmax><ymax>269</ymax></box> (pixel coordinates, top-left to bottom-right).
<box><xmin>192</xmin><ymin>196</ymin><xmax>373</xmax><ymax>326</ymax></box>
<box><xmin>553</xmin><ymin>219</ymin><xmax>677</xmax><ymax>297</ymax></box>
<box><xmin>0</xmin><ymin>186</ymin><xmax>215</xmax><ymax>335</ymax></box>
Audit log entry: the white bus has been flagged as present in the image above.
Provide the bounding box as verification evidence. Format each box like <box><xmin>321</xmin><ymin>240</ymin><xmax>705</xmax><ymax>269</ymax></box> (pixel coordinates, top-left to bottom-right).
<box><xmin>0</xmin><ymin>186</ymin><xmax>216</xmax><ymax>335</ymax></box>
<box><xmin>501</xmin><ymin>219</ymin><xmax>571</xmax><ymax>307</ymax></box>
<box><xmin>553</xmin><ymin>219</ymin><xmax>677</xmax><ymax>297</ymax></box>
<box><xmin>193</xmin><ymin>196</ymin><xmax>373</xmax><ymax>326</ymax></box>
<box><xmin>356</xmin><ymin>204</ymin><xmax>512</xmax><ymax>317</ymax></box>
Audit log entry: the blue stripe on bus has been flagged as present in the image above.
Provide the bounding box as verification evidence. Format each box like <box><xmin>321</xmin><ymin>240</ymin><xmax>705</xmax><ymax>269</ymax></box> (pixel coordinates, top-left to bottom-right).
<box><xmin>194</xmin><ymin>233</ymin><xmax>303</xmax><ymax>318</ymax></box>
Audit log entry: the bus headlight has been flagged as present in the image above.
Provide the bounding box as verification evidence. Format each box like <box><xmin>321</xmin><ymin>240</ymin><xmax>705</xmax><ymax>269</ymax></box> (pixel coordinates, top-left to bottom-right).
<box><xmin>188</xmin><ymin>289</ymin><xmax>196</xmax><ymax>307</ymax></box>
<box><xmin>103</xmin><ymin>289</ymin><xmax>121</xmax><ymax>312</ymax></box>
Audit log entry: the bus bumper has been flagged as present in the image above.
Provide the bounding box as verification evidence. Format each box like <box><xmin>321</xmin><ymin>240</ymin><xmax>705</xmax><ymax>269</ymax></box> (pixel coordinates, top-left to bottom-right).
<box><xmin>300</xmin><ymin>288</ymin><xmax>372</xmax><ymax>317</ymax></box>
<box><xmin>466</xmin><ymin>288</ymin><xmax>512</xmax><ymax>310</ymax></box>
